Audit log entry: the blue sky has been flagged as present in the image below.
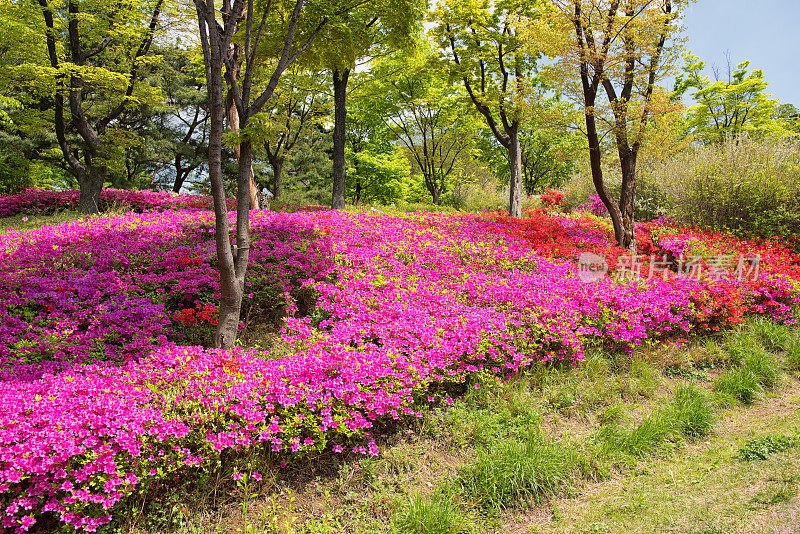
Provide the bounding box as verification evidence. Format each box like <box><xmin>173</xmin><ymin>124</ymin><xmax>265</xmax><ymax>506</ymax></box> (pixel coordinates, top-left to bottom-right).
<box><xmin>680</xmin><ymin>0</ymin><xmax>799</xmax><ymax>106</ymax></box>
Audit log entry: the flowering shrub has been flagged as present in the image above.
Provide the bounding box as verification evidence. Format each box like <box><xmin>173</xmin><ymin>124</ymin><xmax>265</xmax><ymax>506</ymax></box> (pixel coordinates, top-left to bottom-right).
<box><xmin>576</xmin><ymin>194</ymin><xmax>608</xmax><ymax>217</ymax></box>
<box><xmin>1</xmin><ymin>204</ymin><xmax>800</xmax><ymax>532</ymax></box>
<box><xmin>0</xmin><ymin>210</ymin><xmax>334</xmax><ymax>382</ymax></box>
<box><xmin>173</xmin><ymin>303</ymin><xmax>219</xmax><ymax>326</ymax></box>
<box><xmin>0</xmin><ymin>188</ymin><xmax>233</xmax><ymax>217</ymax></box>
<box><xmin>540</xmin><ymin>189</ymin><xmax>565</xmax><ymax>208</ymax></box>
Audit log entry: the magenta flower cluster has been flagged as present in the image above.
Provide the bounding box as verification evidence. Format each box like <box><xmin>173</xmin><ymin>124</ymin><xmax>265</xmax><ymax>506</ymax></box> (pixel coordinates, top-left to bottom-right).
<box><xmin>576</xmin><ymin>194</ymin><xmax>608</xmax><ymax>216</ymax></box>
<box><xmin>1</xmin><ymin>206</ymin><xmax>799</xmax><ymax>532</ymax></box>
<box><xmin>0</xmin><ymin>188</ymin><xmax>233</xmax><ymax>217</ymax></box>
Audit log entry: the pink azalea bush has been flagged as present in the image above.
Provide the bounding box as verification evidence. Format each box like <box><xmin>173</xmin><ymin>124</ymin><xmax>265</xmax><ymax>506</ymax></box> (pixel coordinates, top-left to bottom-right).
<box><xmin>0</xmin><ymin>188</ymin><xmax>233</xmax><ymax>217</ymax></box>
<box><xmin>1</xmin><ymin>199</ymin><xmax>800</xmax><ymax>532</ymax></box>
<box><xmin>576</xmin><ymin>194</ymin><xmax>608</xmax><ymax>216</ymax></box>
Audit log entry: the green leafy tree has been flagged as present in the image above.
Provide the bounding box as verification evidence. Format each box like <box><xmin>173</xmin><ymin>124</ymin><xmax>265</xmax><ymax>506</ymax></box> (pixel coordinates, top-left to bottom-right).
<box><xmin>432</xmin><ymin>0</ymin><xmax>541</xmax><ymax>217</ymax></box>
<box><xmin>20</xmin><ymin>0</ymin><xmax>167</xmax><ymax>212</ymax></box>
<box><xmin>540</xmin><ymin>0</ymin><xmax>684</xmax><ymax>249</ymax></box>
<box><xmin>249</xmin><ymin>66</ymin><xmax>330</xmax><ymax>203</ymax></box>
<box><xmin>309</xmin><ymin>0</ymin><xmax>424</xmax><ymax>209</ymax></box>
<box><xmin>347</xmin><ymin>146</ymin><xmax>411</xmax><ymax>204</ymax></box>
<box><xmin>673</xmin><ymin>53</ymin><xmax>795</xmax><ymax>143</ymax></box>
<box><xmin>476</xmin><ymin>93</ymin><xmax>582</xmax><ymax>196</ymax></box>
<box><xmin>374</xmin><ymin>48</ymin><xmax>478</xmax><ymax>205</ymax></box>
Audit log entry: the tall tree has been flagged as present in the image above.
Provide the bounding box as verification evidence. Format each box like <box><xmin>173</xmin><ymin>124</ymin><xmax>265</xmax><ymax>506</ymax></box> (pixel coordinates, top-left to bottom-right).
<box><xmin>376</xmin><ymin>50</ymin><xmax>477</xmax><ymax>205</ymax></box>
<box><xmin>432</xmin><ymin>0</ymin><xmax>540</xmax><ymax>218</ymax></box>
<box><xmin>32</xmin><ymin>0</ymin><xmax>166</xmax><ymax>213</ymax></box>
<box><xmin>475</xmin><ymin>93</ymin><xmax>582</xmax><ymax>196</ymax></box>
<box><xmin>541</xmin><ymin>0</ymin><xmax>682</xmax><ymax>249</ymax></box>
<box><xmin>251</xmin><ymin>66</ymin><xmax>330</xmax><ymax>204</ymax></box>
<box><xmin>193</xmin><ymin>0</ymin><xmax>370</xmax><ymax>347</ymax></box>
<box><xmin>311</xmin><ymin>0</ymin><xmax>423</xmax><ymax>209</ymax></box>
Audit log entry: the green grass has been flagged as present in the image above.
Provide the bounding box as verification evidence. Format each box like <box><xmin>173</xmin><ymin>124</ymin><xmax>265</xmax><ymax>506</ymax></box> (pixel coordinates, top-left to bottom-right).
<box><xmin>714</xmin><ymin>366</ymin><xmax>763</xmax><ymax>405</ymax></box>
<box><xmin>749</xmin><ymin>316</ymin><xmax>791</xmax><ymax>351</ymax></box>
<box><xmin>594</xmin><ymin>409</ymin><xmax>676</xmax><ymax>458</ymax></box>
<box><xmin>458</xmin><ymin>431</ymin><xmax>579</xmax><ymax>511</ymax></box>
<box><xmin>391</xmin><ymin>493</ymin><xmax>472</xmax><ymax>534</ymax></box>
<box><xmin>0</xmin><ymin>211</ymin><xmax>84</xmax><ymax>234</ymax></box>
<box><xmin>671</xmin><ymin>384</ymin><xmax>716</xmax><ymax>438</ymax></box>
<box><xmin>786</xmin><ymin>335</ymin><xmax>800</xmax><ymax>373</ymax></box>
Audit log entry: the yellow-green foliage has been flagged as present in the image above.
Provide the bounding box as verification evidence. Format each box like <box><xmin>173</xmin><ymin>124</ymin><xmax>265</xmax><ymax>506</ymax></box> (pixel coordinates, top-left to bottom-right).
<box><xmin>649</xmin><ymin>135</ymin><xmax>800</xmax><ymax>238</ymax></box>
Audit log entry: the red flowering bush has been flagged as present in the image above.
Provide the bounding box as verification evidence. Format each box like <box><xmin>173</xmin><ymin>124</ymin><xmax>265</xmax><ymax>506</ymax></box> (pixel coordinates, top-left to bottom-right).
<box><xmin>540</xmin><ymin>188</ymin><xmax>565</xmax><ymax>208</ymax></box>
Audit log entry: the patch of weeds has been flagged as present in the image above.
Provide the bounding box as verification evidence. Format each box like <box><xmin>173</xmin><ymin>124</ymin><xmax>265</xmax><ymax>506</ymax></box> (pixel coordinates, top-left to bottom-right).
<box><xmin>458</xmin><ymin>430</ymin><xmax>579</xmax><ymax>511</ymax></box>
<box><xmin>614</xmin><ymin>356</ymin><xmax>661</xmax><ymax>399</ymax></box>
<box><xmin>737</xmin><ymin>434</ymin><xmax>800</xmax><ymax>461</ymax></box>
<box><xmin>598</xmin><ymin>404</ymin><xmax>624</xmax><ymax>426</ymax></box>
<box><xmin>391</xmin><ymin>492</ymin><xmax>472</xmax><ymax>534</ymax></box>
<box><xmin>594</xmin><ymin>409</ymin><xmax>675</xmax><ymax>458</ymax></box>
<box><xmin>785</xmin><ymin>335</ymin><xmax>800</xmax><ymax>374</ymax></box>
<box><xmin>578</xmin><ymin>355</ymin><xmax>616</xmax><ymax>407</ymax></box>
<box><xmin>713</xmin><ymin>366</ymin><xmax>762</xmax><ymax>406</ymax></box>
<box><xmin>260</xmin><ymin>489</ymin><xmax>301</xmax><ymax>534</ymax></box>
<box><xmin>742</xmin><ymin>347</ymin><xmax>783</xmax><ymax>389</ymax></box>
<box><xmin>629</xmin><ymin>357</ymin><xmax>662</xmax><ymax>397</ymax></box>
<box><xmin>671</xmin><ymin>383</ymin><xmax>715</xmax><ymax>438</ymax></box>
<box><xmin>549</xmin><ymin>386</ymin><xmax>578</xmax><ymax>412</ymax></box>
<box><xmin>693</xmin><ymin>338</ymin><xmax>729</xmax><ymax>369</ymax></box>
<box><xmin>442</xmin><ymin>375</ymin><xmax>543</xmax><ymax>447</ymax></box>
<box><xmin>749</xmin><ymin>316</ymin><xmax>790</xmax><ymax>351</ymax></box>
<box><xmin>664</xmin><ymin>365</ymin><xmax>709</xmax><ymax>382</ymax></box>
<box><xmin>381</xmin><ymin>444</ymin><xmax>419</xmax><ymax>477</ymax></box>
<box><xmin>688</xmin><ymin>526</ymin><xmax>726</xmax><ymax>534</ymax></box>
<box><xmin>113</xmin><ymin>470</ymin><xmax>222</xmax><ymax>533</ymax></box>
<box><xmin>747</xmin><ymin>482</ymin><xmax>798</xmax><ymax>508</ymax></box>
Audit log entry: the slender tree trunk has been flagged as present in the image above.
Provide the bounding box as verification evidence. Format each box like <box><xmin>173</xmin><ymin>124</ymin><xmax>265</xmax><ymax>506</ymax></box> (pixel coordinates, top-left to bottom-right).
<box><xmin>202</xmin><ymin>31</ymin><xmax>242</xmax><ymax>349</ymax></box>
<box><xmin>432</xmin><ymin>186</ymin><xmax>440</xmax><ymax>206</ymax></box>
<box><xmin>272</xmin><ymin>157</ymin><xmax>283</xmax><ymax>204</ymax></box>
<box><xmin>216</xmin><ymin>136</ymin><xmax>252</xmax><ymax>347</ymax></box>
<box><xmin>265</xmin><ymin>146</ymin><xmax>284</xmax><ymax>204</ymax></box>
<box><xmin>331</xmin><ymin>68</ymin><xmax>349</xmax><ymax>210</ymax></box>
<box><xmin>507</xmin><ymin>125</ymin><xmax>523</xmax><ymax>218</ymax></box>
<box><xmin>619</xmin><ymin>150</ymin><xmax>638</xmax><ymax>251</ymax></box>
<box><xmin>584</xmin><ymin>107</ymin><xmax>624</xmax><ymax>246</ymax></box>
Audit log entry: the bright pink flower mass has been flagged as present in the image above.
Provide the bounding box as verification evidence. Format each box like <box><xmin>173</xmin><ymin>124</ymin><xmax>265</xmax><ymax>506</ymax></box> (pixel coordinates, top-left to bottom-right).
<box><xmin>1</xmin><ymin>200</ymin><xmax>799</xmax><ymax>532</ymax></box>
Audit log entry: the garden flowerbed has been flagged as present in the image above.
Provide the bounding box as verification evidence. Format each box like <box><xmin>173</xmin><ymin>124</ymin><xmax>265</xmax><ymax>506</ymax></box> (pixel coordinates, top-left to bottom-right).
<box><xmin>1</xmin><ymin>203</ymin><xmax>799</xmax><ymax>532</ymax></box>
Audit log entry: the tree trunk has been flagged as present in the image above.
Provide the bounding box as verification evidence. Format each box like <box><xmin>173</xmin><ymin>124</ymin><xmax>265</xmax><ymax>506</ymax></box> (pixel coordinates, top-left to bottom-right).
<box><xmin>584</xmin><ymin>107</ymin><xmax>625</xmax><ymax>246</ymax></box>
<box><xmin>202</xmin><ymin>32</ymin><xmax>241</xmax><ymax>349</ymax></box>
<box><xmin>272</xmin><ymin>156</ymin><xmax>283</xmax><ymax>204</ymax></box>
<box><xmin>619</xmin><ymin>150</ymin><xmax>638</xmax><ymax>251</ymax></box>
<box><xmin>77</xmin><ymin>170</ymin><xmax>103</xmax><ymax>214</ymax></box>
<box><xmin>265</xmin><ymin>146</ymin><xmax>284</xmax><ymax>204</ymax></box>
<box><xmin>507</xmin><ymin>125</ymin><xmax>523</xmax><ymax>218</ymax></box>
<box><xmin>432</xmin><ymin>186</ymin><xmax>441</xmax><ymax>206</ymax></box>
<box><xmin>331</xmin><ymin>68</ymin><xmax>349</xmax><ymax>210</ymax></box>
<box><xmin>215</xmin><ymin>136</ymin><xmax>252</xmax><ymax>348</ymax></box>
<box><xmin>226</xmin><ymin>90</ymin><xmax>260</xmax><ymax>210</ymax></box>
